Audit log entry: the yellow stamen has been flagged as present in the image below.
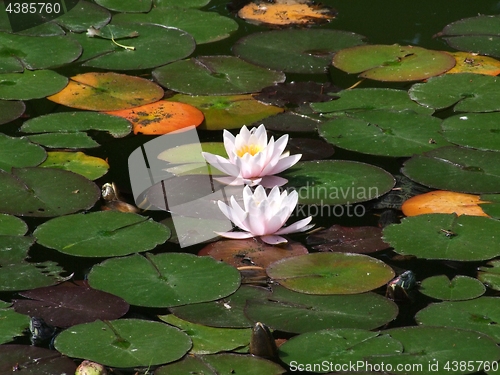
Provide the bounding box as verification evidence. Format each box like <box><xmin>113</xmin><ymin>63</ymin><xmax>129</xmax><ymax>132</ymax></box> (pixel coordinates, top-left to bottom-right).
<box><xmin>236</xmin><ymin>144</ymin><xmax>262</xmax><ymax>157</ymax></box>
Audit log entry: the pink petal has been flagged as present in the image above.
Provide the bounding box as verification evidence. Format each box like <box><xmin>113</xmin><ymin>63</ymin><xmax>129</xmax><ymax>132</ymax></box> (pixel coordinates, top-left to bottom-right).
<box><xmin>215</xmin><ymin>231</ymin><xmax>255</xmax><ymax>239</ymax></box>
<box><xmin>259</xmin><ymin>175</ymin><xmax>288</xmax><ymax>188</ymax></box>
<box><xmin>260</xmin><ymin>235</ymin><xmax>288</xmax><ymax>245</ymax></box>
<box><xmin>263</xmin><ymin>154</ymin><xmax>302</xmax><ymax>175</ymax></box>
<box><xmin>202</xmin><ymin>152</ymin><xmax>240</xmax><ymax>177</ymax></box>
<box><xmin>275</xmin><ymin>216</ymin><xmax>314</xmax><ymax>235</ymax></box>
<box><xmin>214</xmin><ymin>176</ymin><xmax>246</xmax><ymax>186</ymax></box>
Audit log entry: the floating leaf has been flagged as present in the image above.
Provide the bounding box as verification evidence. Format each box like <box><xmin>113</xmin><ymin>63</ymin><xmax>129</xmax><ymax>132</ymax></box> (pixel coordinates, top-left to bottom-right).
<box><xmin>54</xmin><ymin>319</ymin><xmax>192</xmax><ymax>367</ymax></box>
<box><xmin>419</xmin><ymin>275</ymin><xmax>486</xmax><ymax>301</ymax></box>
<box><xmin>0</xmin><ymin>214</ymin><xmax>27</xmax><ymax>236</ymax></box>
<box><xmin>311</xmin><ymin>88</ymin><xmax>433</xmax><ymax>116</ymax></box>
<box><xmin>95</xmin><ymin>0</ymin><xmax>152</xmax><ymax>12</ymax></box>
<box><xmin>26</xmin><ymin>133</ymin><xmax>100</xmax><ymax>149</ymax></box>
<box><xmin>0</xmin><ymin>308</ymin><xmax>30</xmax><ymax>344</ymax></box>
<box><xmin>402</xmin><ymin>146</ymin><xmax>500</xmax><ymax>194</ymax></box>
<box><xmin>88</xmin><ymin>252</ymin><xmax>241</xmax><ymax>307</ymax></box>
<box><xmin>0</xmin><ymin>345</ymin><xmax>76</xmax><ymax>374</ymax></box>
<box><xmin>21</xmin><ymin>111</ymin><xmax>132</xmax><ymax>138</ymax></box>
<box><xmin>0</xmin><ymin>32</ymin><xmax>81</xmax><ymax>73</ymax></box>
<box><xmin>81</xmin><ymin>24</ymin><xmax>196</xmax><ymax>71</ymax></box>
<box><xmin>446</xmin><ymin>52</ymin><xmax>500</xmax><ymax>76</ymax></box>
<box><xmin>306</xmin><ymin>225</ymin><xmax>389</xmax><ymax>253</ymax></box>
<box><xmin>170</xmin><ymin>285</ymin><xmax>271</xmax><ymax>328</ymax></box>
<box><xmin>286</xmin><ymin>137</ymin><xmax>335</xmax><ymax>161</ymax></box>
<box><xmin>168</xmin><ymin>94</ymin><xmax>283</xmax><ymax>131</ymax></box>
<box><xmin>0</xmin><ymin>100</ymin><xmax>24</xmax><ymax>125</ymax></box>
<box><xmin>153</xmin><ymin>56</ymin><xmax>286</xmax><ymax>95</ymax></box>
<box><xmin>158</xmin><ymin>142</ymin><xmax>227</xmax><ymax>164</ymax></box>
<box><xmin>47</xmin><ymin>72</ymin><xmax>164</xmax><ymax>111</ymax></box>
<box><xmin>267</xmin><ymin>252</ymin><xmax>394</xmax><ymax>294</ymax></box>
<box><xmin>383</xmin><ymin>213</ymin><xmax>500</xmax><ymax>261</ymax></box>
<box><xmin>34</xmin><ymin>211</ymin><xmax>170</xmax><ymax>257</ymax></box>
<box><xmin>0</xmin><ymin>236</ymin><xmax>34</xmax><ymax>265</ymax></box>
<box><xmin>415</xmin><ymin>297</ymin><xmax>500</xmax><ymax>342</ymax></box>
<box><xmin>478</xmin><ymin>260</ymin><xmax>500</xmax><ymax>291</ymax></box>
<box><xmin>237</xmin><ymin>2</ymin><xmax>336</xmax><ymax>26</ymax></box>
<box><xmin>480</xmin><ymin>194</ymin><xmax>500</xmax><ymax>219</ymax></box>
<box><xmin>234</xmin><ymin>29</ymin><xmax>366</xmax><ymax>74</ymax></box>
<box><xmin>368</xmin><ymin>326</ymin><xmax>500</xmax><ymax>375</ymax></box>
<box><xmin>113</xmin><ymin>6</ymin><xmax>238</xmax><ymax>44</ymax></box>
<box><xmin>282</xmin><ymin>160</ymin><xmax>395</xmax><ymax>205</ymax></box>
<box><xmin>159</xmin><ymin>314</ymin><xmax>251</xmax><ymax>355</ymax></box>
<box><xmin>0</xmin><ymin>167</ymin><xmax>100</xmax><ymax>217</ymax></box>
<box><xmin>279</xmin><ymin>329</ymin><xmax>402</xmax><ymax>373</ymax></box>
<box><xmin>155</xmin><ymin>353</ymin><xmax>285</xmax><ymax>375</ymax></box>
<box><xmin>199</xmin><ymin>238</ymin><xmax>308</xmax><ymax>269</ymax></box>
<box><xmin>0</xmin><ymin>261</ymin><xmax>69</xmax><ymax>292</ymax></box>
<box><xmin>13</xmin><ymin>283</ymin><xmax>129</xmax><ymax>327</ymax></box>
<box><xmin>0</xmin><ymin>134</ymin><xmax>46</xmax><ymax>171</ymax></box>
<box><xmin>51</xmin><ymin>0</ymin><xmax>111</xmax><ymax>33</ymax></box>
<box><xmin>260</xmin><ymin>112</ymin><xmax>322</xmax><ymax>133</ymax></box>
<box><xmin>409</xmin><ymin>73</ymin><xmax>500</xmax><ymax>112</ymax></box>
<box><xmin>0</xmin><ymin>70</ymin><xmax>68</xmax><ymax>100</ymax></box>
<box><xmin>333</xmin><ymin>44</ymin><xmax>456</xmax><ymax>81</ymax></box>
<box><xmin>244</xmin><ymin>285</ymin><xmax>398</xmax><ymax>333</ymax></box>
<box><xmin>105</xmin><ymin>100</ymin><xmax>204</xmax><ymax>135</ymax></box>
<box><xmin>441</xmin><ymin>112</ymin><xmax>500</xmax><ymax>152</ymax></box>
<box><xmin>318</xmin><ymin>110</ymin><xmax>450</xmax><ymax>157</ymax></box>
<box><xmin>439</xmin><ymin>14</ymin><xmax>500</xmax><ymax>58</ymax></box>
<box><xmin>402</xmin><ymin>190</ymin><xmax>490</xmax><ymax>217</ymax></box>
<box><xmin>39</xmin><ymin>151</ymin><xmax>109</xmax><ymax>180</ymax></box>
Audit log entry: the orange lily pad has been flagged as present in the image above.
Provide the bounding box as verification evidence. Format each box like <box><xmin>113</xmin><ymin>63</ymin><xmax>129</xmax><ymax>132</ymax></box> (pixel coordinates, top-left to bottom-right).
<box><xmin>446</xmin><ymin>52</ymin><xmax>500</xmax><ymax>76</ymax></box>
<box><xmin>238</xmin><ymin>1</ymin><xmax>336</xmax><ymax>26</ymax></box>
<box><xmin>105</xmin><ymin>100</ymin><xmax>204</xmax><ymax>135</ymax></box>
<box><xmin>401</xmin><ymin>190</ymin><xmax>490</xmax><ymax>217</ymax></box>
<box><xmin>47</xmin><ymin>72</ymin><xmax>164</xmax><ymax>111</ymax></box>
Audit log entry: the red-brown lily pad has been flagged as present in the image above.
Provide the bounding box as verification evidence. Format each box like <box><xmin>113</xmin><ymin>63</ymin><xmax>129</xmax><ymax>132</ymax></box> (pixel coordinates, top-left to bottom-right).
<box><xmin>105</xmin><ymin>100</ymin><xmax>204</xmax><ymax>135</ymax></box>
<box><xmin>333</xmin><ymin>44</ymin><xmax>456</xmax><ymax>82</ymax></box>
<box><xmin>199</xmin><ymin>238</ymin><xmax>308</xmax><ymax>268</ymax></box>
<box><xmin>47</xmin><ymin>72</ymin><xmax>164</xmax><ymax>111</ymax></box>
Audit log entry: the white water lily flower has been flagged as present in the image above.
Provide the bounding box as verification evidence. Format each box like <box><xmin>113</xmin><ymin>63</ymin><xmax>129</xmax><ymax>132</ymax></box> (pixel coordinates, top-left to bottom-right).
<box><xmin>216</xmin><ymin>185</ymin><xmax>314</xmax><ymax>245</ymax></box>
<box><xmin>202</xmin><ymin>124</ymin><xmax>301</xmax><ymax>187</ymax></box>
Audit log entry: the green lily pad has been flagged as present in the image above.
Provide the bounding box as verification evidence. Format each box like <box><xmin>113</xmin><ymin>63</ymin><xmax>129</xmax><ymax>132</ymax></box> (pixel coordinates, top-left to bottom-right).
<box><xmin>168</xmin><ymin>94</ymin><xmax>284</xmax><ymax>131</ymax></box>
<box><xmin>233</xmin><ymin>29</ymin><xmax>366</xmax><ymax>74</ymax></box>
<box><xmin>0</xmin><ymin>32</ymin><xmax>81</xmax><ymax>73</ymax></box>
<box><xmin>318</xmin><ymin>110</ymin><xmax>450</xmax><ymax>157</ymax></box>
<box><xmin>155</xmin><ymin>353</ymin><xmax>285</xmax><ymax>375</ymax></box>
<box><xmin>478</xmin><ymin>260</ymin><xmax>500</xmax><ymax>292</ymax></box>
<box><xmin>21</xmin><ymin>111</ymin><xmax>132</xmax><ymax>138</ymax></box>
<box><xmin>158</xmin><ymin>142</ymin><xmax>227</xmax><ymax>164</ymax></box>
<box><xmin>0</xmin><ymin>308</ymin><xmax>30</xmax><ymax>344</ymax></box>
<box><xmin>113</xmin><ymin>6</ymin><xmax>238</xmax><ymax>44</ymax></box>
<box><xmin>383</xmin><ymin>213</ymin><xmax>500</xmax><ymax>261</ymax></box>
<box><xmin>80</xmin><ymin>23</ymin><xmax>195</xmax><ymax>71</ymax></box>
<box><xmin>415</xmin><ymin>297</ymin><xmax>500</xmax><ymax>342</ymax></box>
<box><xmin>311</xmin><ymin>88</ymin><xmax>434</xmax><ymax>115</ymax></box>
<box><xmin>26</xmin><ymin>133</ymin><xmax>100</xmax><ymax>149</ymax></box>
<box><xmin>279</xmin><ymin>329</ymin><xmax>403</xmax><ymax>373</ymax></box>
<box><xmin>159</xmin><ymin>314</ymin><xmax>251</xmax><ymax>354</ymax></box>
<box><xmin>267</xmin><ymin>252</ymin><xmax>394</xmax><ymax>295</ymax></box>
<box><xmin>51</xmin><ymin>0</ymin><xmax>111</xmax><ymax>33</ymax></box>
<box><xmin>0</xmin><ymin>236</ymin><xmax>34</xmax><ymax>264</ymax></box>
<box><xmin>402</xmin><ymin>146</ymin><xmax>500</xmax><ymax>193</ymax></box>
<box><xmin>88</xmin><ymin>252</ymin><xmax>241</xmax><ymax>307</ymax></box>
<box><xmin>440</xmin><ymin>14</ymin><xmax>500</xmax><ymax>58</ymax></box>
<box><xmin>54</xmin><ymin>319</ymin><xmax>192</xmax><ymax>368</ymax></box>
<box><xmin>419</xmin><ymin>275</ymin><xmax>486</xmax><ymax>301</ymax></box>
<box><xmin>153</xmin><ymin>56</ymin><xmax>285</xmax><ymax>96</ymax></box>
<box><xmin>170</xmin><ymin>285</ymin><xmax>271</xmax><ymax>328</ymax></box>
<box><xmin>0</xmin><ymin>261</ymin><xmax>69</xmax><ymax>292</ymax></box>
<box><xmin>333</xmin><ymin>44</ymin><xmax>456</xmax><ymax>81</ymax></box>
<box><xmin>0</xmin><ymin>100</ymin><xmax>24</xmax><ymax>124</ymax></box>
<box><xmin>409</xmin><ymin>73</ymin><xmax>500</xmax><ymax>112</ymax></box>
<box><xmin>154</xmin><ymin>0</ymin><xmax>210</xmax><ymax>7</ymax></box>
<box><xmin>0</xmin><ymin>70</ymin><xmax>68</xmax><ymax>100</ymax></box>
<box><xmin>480</xmin><ymin>194</ymin><xmax>500</xmax><ymax>219</ymax></box>
<box><xmin>0</xmin><ymin>345</ymin><xmax>77</xmax><ymax>374</ymax></box>
<box><xmin>368</xmin><ymin>326</ymin><xmax>500</xmax><ymax>375</ymax></box>
<box><xmin>38</xmin><ymin>151</ymin><xmax>109</xmax><ymax>180</ymax></box>
<box><xmin>95</xmin><ymin>0</ymin><xmax>152</xmax><ymax>12</ymax></box>
<box><xmin>0</xmin><ymin>214</ymin><xmax>27</xmax><ymax>236</ymax></box>
<box><xmin>260</xmin><ymin>112</ymin><xmax>322</xmax><ymax>133</ymax></box>
<box><xmin>0</xmin><ymin>134</ymin><xmax>46</xmax><ymax>171</ymax></box>
<box><xmin>34</xmin><ymin>211</ymin><xmax>170</xmax><ymax>257</ymax></box>
<box><xmin>282</xmin><ymin>160</ymin><xmax>395</xmax><ymax>205</ymax></box>
<box><xmin>0</xmin><ymin>167</ymin><xmax>100</xmax><ymax>217</ymax></box>
<box><xmin>244</xmin><ymin>285</ymin><xmax>398</xmax><ymax>334</ymax></box>
<box><xmin>441</xmin><ymin>112</ymin><xmax>500</xmax><ymax>152</ymax></box>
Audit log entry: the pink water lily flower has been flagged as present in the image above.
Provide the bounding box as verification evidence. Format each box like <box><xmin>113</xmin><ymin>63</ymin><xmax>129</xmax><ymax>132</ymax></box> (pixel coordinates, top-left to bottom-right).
<box><xmin>202</xmin><ymin>124</ymin><xmax>301</xmax><ymax>187</ymax></box>
<box><xmin>216</xmin><ymin>185</ymin><xmax>314</xmax><ymax>245</ymax></box>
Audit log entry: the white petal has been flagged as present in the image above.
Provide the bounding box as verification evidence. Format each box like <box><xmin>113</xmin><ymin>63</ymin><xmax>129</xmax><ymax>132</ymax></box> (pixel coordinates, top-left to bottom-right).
<box><xmin>202</xmin><ymin>152</ymin><xmax>240</xmax><ymax>176</ymax></box>
<box><xmin>264</xmin><ymin>154</ymin><xmax>302</xmax><ymax>175</ymax></box>
<box><xmin>215</xmin><ymin>231</ymin><xmax>255</xmax><ymax>239</ymax></box>
<box><xmin>223</xmin><ymin>130</ymin><xmax>236</xmax><ymax>163</ymax></box>
<box><xmin>275</xmin><ymin>216</ymin><xmax>314</xmax><ymax>235</ymax></box>
<box><xmin>259</xmin><ymin>175</ymin><xmax>288</xmax><ymax>188</ymax></box>
<box><xmin>214</xmin><ymin>176</ymin><xmax>246</xmax><ymax>186</ymax></box>
<box><xmin>217</xmin><ymin>200</ymin><xmax>249</xmax><ymax>231</ymax></box>
<box><xmin>260</xmin><ymin>235</ymin><xmax>288</xmax><ymax>245</ymax></box>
